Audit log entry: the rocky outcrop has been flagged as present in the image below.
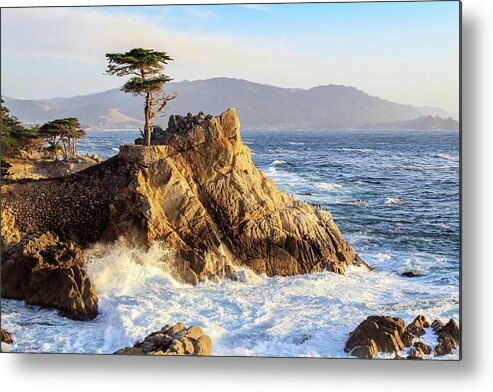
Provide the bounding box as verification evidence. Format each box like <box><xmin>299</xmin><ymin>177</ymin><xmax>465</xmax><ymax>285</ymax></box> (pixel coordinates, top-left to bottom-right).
<box><xmin>432</xmin><ymin>319</ymin><xmax>460</xmax><ymax>356</ymax></box>
<box><xmin>1</xmin><ymin>329</ymin><xmax>13</xmax><ymax>344</ymax></box>
<box><xmin>114</xmin><ymin>323</ymin><xmax>212</xmax><ymax>356</ymax></box>
<box><xmin>1</xmin><ymin>232</ymin><xmax>98</xmax><ymax>320</ymax></box>
<box><xmin>413</xmin><ymin>341</ymin><xmax>432</xmax><ymax>355</ymax></box>
<box><xmin>344</xmin><ymin>316</ymin><xmax>414</xmax><ymax>359</ymax></box>
<box><xmin>345</xmin><ymin>315</ymin><xmax>460</xmax><ymax>359</ymax></box>
<box><xmin>2</xmin><ymin>108</ymin><xmax>368</xmax><ymax>285</ymax></box>
<box><xmin>406</xmin><ymin>314</ymin><xmax>430</xmax><ymax>337</ymax></box>
<box><xmin>104</xmin><ymin>109</ymin><xmax>370</xmax><ymax>283</ymax></box>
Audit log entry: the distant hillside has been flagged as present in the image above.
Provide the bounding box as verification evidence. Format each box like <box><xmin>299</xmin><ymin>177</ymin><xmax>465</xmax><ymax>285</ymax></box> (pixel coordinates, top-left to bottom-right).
<box><xmin>3</xmin><ymin>78</ymin><xmax>453</xmax><ymax>130</ymax></box>
<box><xmin>364</xmin><ymin>115</ymin><xmax>459</xmax><ymax>130</ymax></box>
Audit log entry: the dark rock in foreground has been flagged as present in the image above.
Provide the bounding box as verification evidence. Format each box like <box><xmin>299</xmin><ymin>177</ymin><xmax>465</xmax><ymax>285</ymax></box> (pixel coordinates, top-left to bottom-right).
<box><xmin>344</xmin><ymin>316</ymin><xmax>414</xmax><ymax>359</ymax></box>
<box><xmin>413</xmin><ymin>341</ymin><xmax>432</xmax><ymax>355</ymax></box>
<box><xmin>345</xmin><ymin>315</ymin><xmax>460</xmax><ymax>359</ymax></box>
<box><xmin>433</xmin><ymin>319</ymin><xmax>460</xmax><ymax>356</ymax></box>
<box><xmin>406</xmin><ymin>314</ymin><xmax>430</xmax><ymax>337</ymax></box>
<box><xmin>0</xmin><ymin>232</ymin><xmax>98</xmax><ymax>321</ymax></box>
<box><xmin>1</xmin><ymin>329</ymin><xmax>13</xmax><ymax>345</ymax></box>
<box><xmin>114</xmin><ymin>323</ymin><xmax>212</xmax><ymax>356</ymax></box>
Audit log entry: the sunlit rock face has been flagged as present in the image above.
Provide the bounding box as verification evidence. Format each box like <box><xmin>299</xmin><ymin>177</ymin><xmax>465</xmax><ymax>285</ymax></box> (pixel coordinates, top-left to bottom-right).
<box><xmin>107</xmin><ymin>108</ymin><xmax>370</xmax><ymax>283</ymax></box>
<box><xmin>2</xmin><ymin>108</ymin><xmax>369</xmax><ymax>286</ymax></box>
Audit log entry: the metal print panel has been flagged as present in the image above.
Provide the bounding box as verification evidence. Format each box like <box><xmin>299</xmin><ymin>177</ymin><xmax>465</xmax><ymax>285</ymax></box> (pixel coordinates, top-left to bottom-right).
<box><xmin>0</xmin><ymin>1</ymin><xmax>461</xmax><ymax>359</ymax></box>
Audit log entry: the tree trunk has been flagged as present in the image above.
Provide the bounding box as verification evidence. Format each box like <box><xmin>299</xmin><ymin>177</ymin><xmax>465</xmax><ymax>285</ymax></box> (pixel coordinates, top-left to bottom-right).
<box><xmin>144</xmin><ymin>92</ymin><xmax>152</xmax><ymax>146</ymax></box>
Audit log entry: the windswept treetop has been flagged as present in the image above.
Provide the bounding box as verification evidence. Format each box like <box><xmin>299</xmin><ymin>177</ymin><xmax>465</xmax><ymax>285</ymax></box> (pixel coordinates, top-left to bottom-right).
<box><xmin>105</xmin><ymin>48</ymin><xmax>173</xmax><ymax>75</ymax></box>
<box><xmin>105</xmin><ymin>48</ymin><xmax>173</xmax><ymax>95</ymax></box>
<box><xmin>105</xmin><ymin>48</ymin><xmax>177</xmax><ymax>146</ymax></box>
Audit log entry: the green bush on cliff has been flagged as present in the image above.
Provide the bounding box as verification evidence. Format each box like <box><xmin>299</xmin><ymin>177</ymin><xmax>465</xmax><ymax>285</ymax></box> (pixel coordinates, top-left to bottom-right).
<box><xmin>1</xmin><ymin>98</ymin><xmax>42</xmax><ymax>159</ymax></box>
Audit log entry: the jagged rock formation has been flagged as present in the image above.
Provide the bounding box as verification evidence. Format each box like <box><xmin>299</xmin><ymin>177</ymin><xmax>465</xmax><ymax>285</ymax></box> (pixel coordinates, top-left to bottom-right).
<box><xmin>412</xmin><ymin>341</ymin><xmax>432</xmax><ymax>357</ymax></box>
<box><xmin>2</xmin><ymin>108</ymin><xmax>369</xmax><ymax>286</ymax></box>
<box><xmin>115</xmin><ymin>323</ymin><xmax>212</xmax><ymax>356</ymax></box>
<box><xmin>344</xmin><ymin>316</ymin><xmax>414</xmax><ymax>359</ymax></box>
<box><xmin>105</xmin><ymin>108</ymin><xmax>370</xmax><ymax>282</ymax></box>
<box><xmin>0</xmin><ymin>232</ymin><xmax>98</xmax><ymax>320</ymax></box>
<box><xmin>345</xmin><ymin>315</ymin><xmax>460</xmax><ymax>359</ymax></box>
<box><xmin>432</xmin><ymin>319</ymin><xmax>460</xmax><ymax>356</ymax></box>
<box><xmin>406</xmin><ymin>314</ymin><xmax>430</xmax><ymax>337</ymax></box>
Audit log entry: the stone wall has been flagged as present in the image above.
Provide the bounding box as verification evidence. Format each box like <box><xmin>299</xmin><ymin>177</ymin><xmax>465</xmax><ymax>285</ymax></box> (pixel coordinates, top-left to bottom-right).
<box><xmin>118</xmin><ymin>145</ymin><xmax>170</xmax><ymax>166</ymax></box>
<box><xmin>1</xmin><ymin>157</ymin><xmax>138</xmax><ymax>246</ymax></box>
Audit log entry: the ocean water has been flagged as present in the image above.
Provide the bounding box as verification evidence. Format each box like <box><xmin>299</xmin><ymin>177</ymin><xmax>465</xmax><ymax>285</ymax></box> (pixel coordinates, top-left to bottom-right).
<box><xmin>1</xmin><ymin>129</ymin><xmax>460</xmax><ymax>358</ymax></box>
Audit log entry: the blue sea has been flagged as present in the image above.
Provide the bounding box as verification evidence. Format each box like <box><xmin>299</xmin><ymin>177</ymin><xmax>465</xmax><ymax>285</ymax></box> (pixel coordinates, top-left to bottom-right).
<box><xmin>1</xmin><ymin>129</ymin><xmax>460</xmax><ymax>358</ymax></box>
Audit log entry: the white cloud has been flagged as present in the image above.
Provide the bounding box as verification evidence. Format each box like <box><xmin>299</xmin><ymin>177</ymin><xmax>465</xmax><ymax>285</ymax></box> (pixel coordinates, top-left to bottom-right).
<box><xmin>0</xmin><ymin>7</ymin><xmax>294</xmax><ymax>98</ymax></box>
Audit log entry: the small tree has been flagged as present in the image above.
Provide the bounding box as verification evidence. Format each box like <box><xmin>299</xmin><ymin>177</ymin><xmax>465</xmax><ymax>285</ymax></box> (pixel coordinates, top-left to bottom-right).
<box><xmin>39</xmin><ymin>118</ymin><xmax>85</xmax><ymax>161</ymax></box>
<box><xmin>105</xmin><ymin>48</ymin><xmax>177</xmax><ymax>146</ymax></box>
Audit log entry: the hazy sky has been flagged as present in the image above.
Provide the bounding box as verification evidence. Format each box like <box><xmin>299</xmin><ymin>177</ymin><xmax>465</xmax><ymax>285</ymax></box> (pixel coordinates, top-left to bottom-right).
<box><xmin>1</xmin><ymin>2</ymin><xmax>460</xmax><ymax>114</ymax></box>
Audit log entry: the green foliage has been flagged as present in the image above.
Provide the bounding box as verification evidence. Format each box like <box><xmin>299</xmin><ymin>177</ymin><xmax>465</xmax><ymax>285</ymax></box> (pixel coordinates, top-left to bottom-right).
<box><xmin>39</xmin><ymin>117</ymin><xmax>85</xmax><ymax>161</ymax></box>
<box><xmin>1</xmin><ymin>97</ymin><xmax>42</xmax><ymax>159</ymax></box>
<box><xmin>106</xmin><ymin>48</ymin><xmax>173</xmax><ymax>78</ymax></box>
<box><xmin>105</xmin><ymin>48</ymin><xmax>177</xmax><ymax>145</ymax></box>
<box><xmin>123</xmin><ymin>75</ymin><xmax>173</xmax><ymax>95</ymax></box>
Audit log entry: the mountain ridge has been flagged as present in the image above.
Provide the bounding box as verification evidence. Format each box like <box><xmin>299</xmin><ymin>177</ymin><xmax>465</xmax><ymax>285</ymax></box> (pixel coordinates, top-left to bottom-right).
<box><xmin>3</xmin><ymin>77</ymin><xmax>453</xmax><ymax>130</ymax></box>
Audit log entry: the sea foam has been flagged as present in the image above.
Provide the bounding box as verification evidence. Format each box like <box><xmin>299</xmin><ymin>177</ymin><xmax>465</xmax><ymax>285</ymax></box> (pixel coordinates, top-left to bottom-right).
<box><xmin>315</xmin><ymin>182</ymin><xmax>342</xmax><ymax>191</ymax></box>
<box><xmin>385</xmin><ymin>197</ymin><xmax>406</xmax><ymax>205</ymax></box>
<box><xmin>1</xmin><ymin>244</ymin><xmax>459</xmax><ymax>358</ymax></box>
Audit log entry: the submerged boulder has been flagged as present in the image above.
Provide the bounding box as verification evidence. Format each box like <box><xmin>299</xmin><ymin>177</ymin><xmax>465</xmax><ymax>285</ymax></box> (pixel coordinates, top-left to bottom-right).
<box><xmin>114</xmin><ymin>323</ymin><xmax>212</xmax><ymax>356</ymax></box>
<box><xmin>1</xmin><ymin>232</ymin><xmax>98</xmax><ymax>321</ymax></box>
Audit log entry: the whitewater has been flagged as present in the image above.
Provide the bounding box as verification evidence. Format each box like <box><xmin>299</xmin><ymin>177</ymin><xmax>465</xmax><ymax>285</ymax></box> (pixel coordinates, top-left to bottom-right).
<box><xmin>1</xmin><ymin>129</ymin><xmax>460</xmax><ymax>358</ymax></box>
